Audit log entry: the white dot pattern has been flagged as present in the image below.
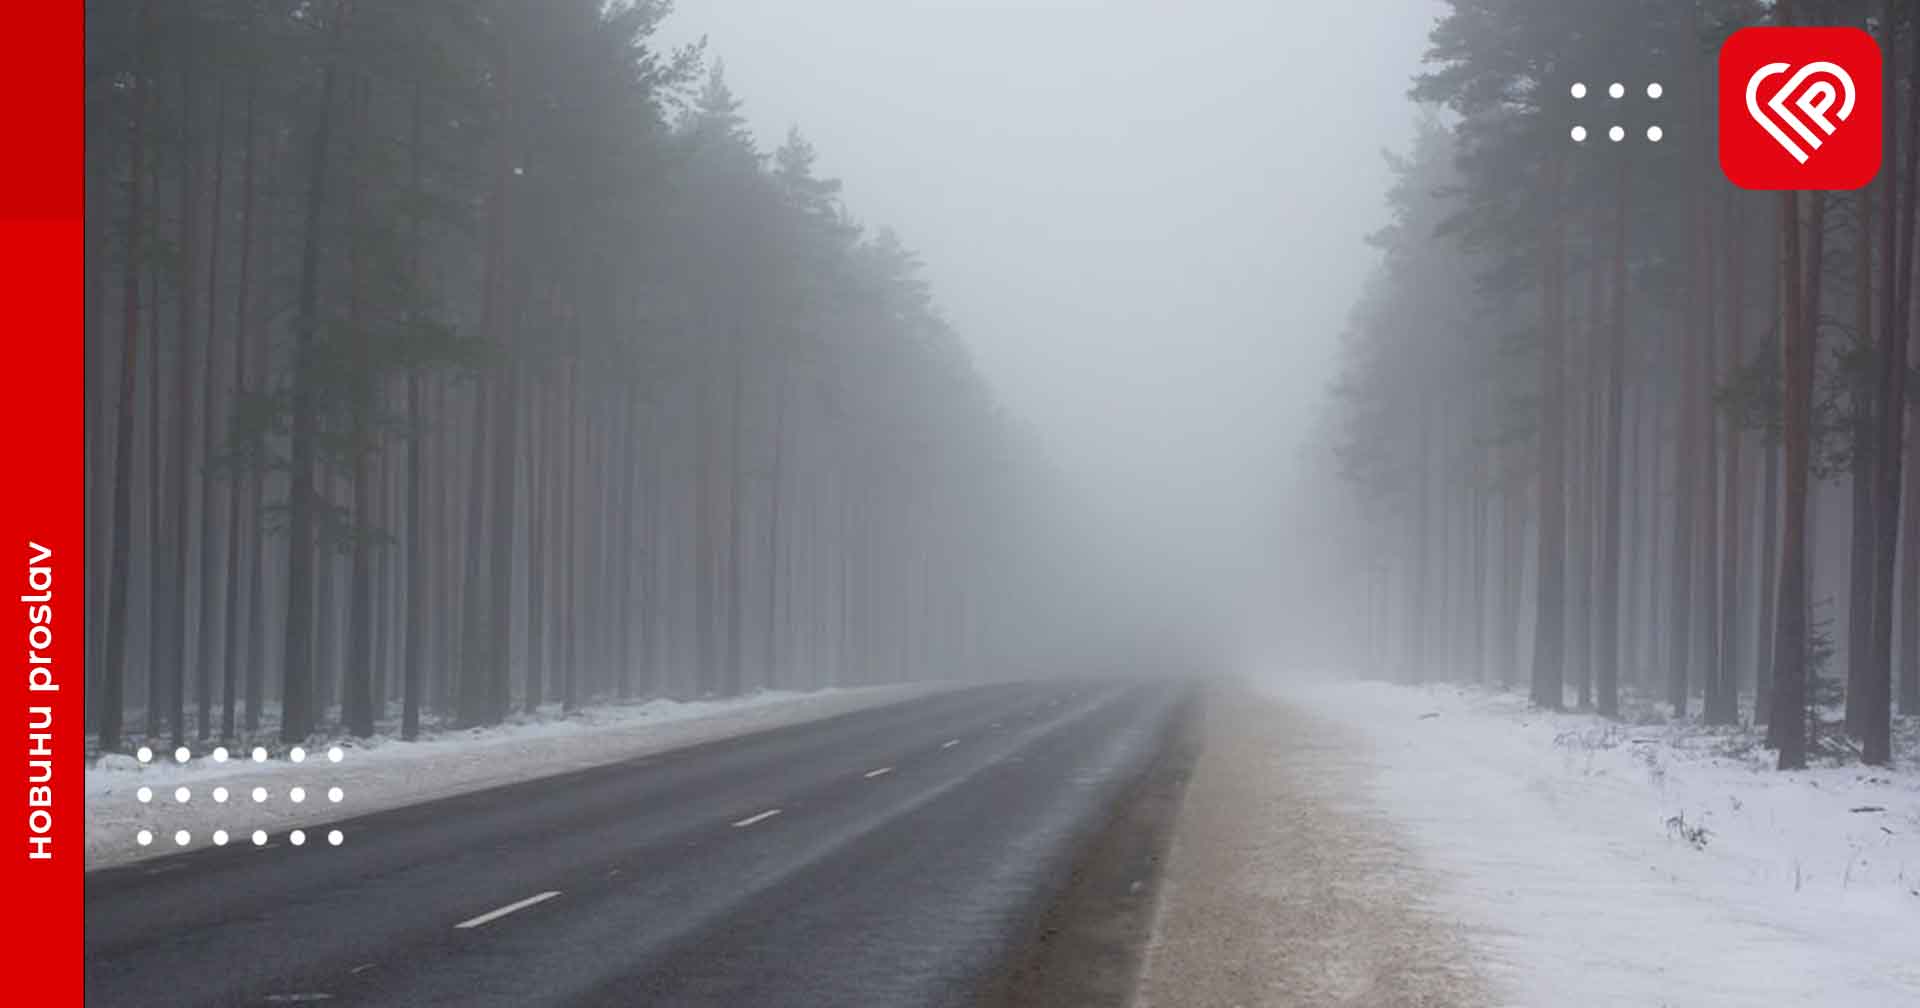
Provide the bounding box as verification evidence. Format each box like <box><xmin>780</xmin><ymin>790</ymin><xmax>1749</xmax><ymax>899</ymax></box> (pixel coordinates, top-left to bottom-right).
<box><xmin>127</xmin><ymin>743</ymin><xmax>353</xmax><ymax>854</ymax></box>
<box><xmin>1569</xmin><ymin>81</ymin><xmax>1664</xmax><ymax>143</ymax></box>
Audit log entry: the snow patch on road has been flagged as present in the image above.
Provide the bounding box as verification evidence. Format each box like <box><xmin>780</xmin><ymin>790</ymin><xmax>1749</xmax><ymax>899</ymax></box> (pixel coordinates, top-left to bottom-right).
<box><xmin>87</xmin><ymin>684</ymin><xmax>952</xmax><ymax>871</ymax></box>
<box><xmin>1270</xmin><ymin>674</ymin><xmax>1920</xmax><ymax>1007</ymax></box>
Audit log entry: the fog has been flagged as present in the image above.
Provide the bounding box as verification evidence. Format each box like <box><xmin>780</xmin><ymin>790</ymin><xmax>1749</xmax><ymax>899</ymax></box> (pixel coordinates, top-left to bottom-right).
<box><xmin>77</xmin><ymin>5</ymin><xmax>1920</xmax><ymax>1000</ymax></box>
<box><xmin>663</xmin><ymin>0</ymin><xmax>1444</xmax><ymax>656</ymax></box>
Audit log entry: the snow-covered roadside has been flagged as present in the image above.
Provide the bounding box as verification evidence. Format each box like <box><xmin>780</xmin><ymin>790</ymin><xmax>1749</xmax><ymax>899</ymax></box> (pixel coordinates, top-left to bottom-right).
<box><xmin>87</xmin><ymin>683</ymin><xmax>954</xmax><ymax>871</ymax></box>
<box><xmin>1268</xmin><ymin>674</ymin><xmax>1920</xmax><ymax>1007</ymax></box>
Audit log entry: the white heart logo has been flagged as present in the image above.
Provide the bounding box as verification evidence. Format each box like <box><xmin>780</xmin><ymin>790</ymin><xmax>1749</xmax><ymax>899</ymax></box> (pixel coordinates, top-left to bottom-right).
<box><xmin>1746</xmin><ymin>60</ymin><xmax>1858</xmax><ymax>163</ymax></box>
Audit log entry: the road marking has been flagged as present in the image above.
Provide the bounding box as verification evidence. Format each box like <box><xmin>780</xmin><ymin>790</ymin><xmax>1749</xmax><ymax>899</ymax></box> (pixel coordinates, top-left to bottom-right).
<box><xmin>942</xmin><ymin>739</ymin><xmax>959</xmax><ymax>749</ymax></box>
<box><xmin>732</xmin><ymin>808</ymin><xmax>782</xmax><ymax>828</ymax></box>
<box><xmin>864</xmin><ymin>767</ymin><xmax>893</xmax><ymax>779</ymax></box>
<box><xmin>455</xmin><ymin>890</ymin><xmax>562</xmax><ymax>930</ymax></box>
<box><xmin>349</xmin><ymin>964</ymin><xmax>376</xmax><ymax>976</ymax></box>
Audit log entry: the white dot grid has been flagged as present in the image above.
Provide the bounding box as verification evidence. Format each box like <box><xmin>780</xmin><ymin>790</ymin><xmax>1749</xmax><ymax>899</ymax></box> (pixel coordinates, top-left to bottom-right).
<box><xmin>1569</xmin><ymin>81</ymin><xmax>1664</xmax><ymax>143</ymax></box>
<box><xmin>131</xmin><ymin>744</ymin><xmax>350</xmax><ymax>852</ymax></box>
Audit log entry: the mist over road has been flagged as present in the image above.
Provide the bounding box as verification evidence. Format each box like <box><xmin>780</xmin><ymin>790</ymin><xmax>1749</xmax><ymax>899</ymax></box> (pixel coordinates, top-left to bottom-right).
<box><xmin>85</xmin><ymin>681</ymin><xmax>1190</xmax><ymax>1007</ymax></box>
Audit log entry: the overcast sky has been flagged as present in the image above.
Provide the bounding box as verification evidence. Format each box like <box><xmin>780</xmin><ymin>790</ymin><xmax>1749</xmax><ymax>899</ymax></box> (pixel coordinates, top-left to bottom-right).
<box><xmin>660</xmin><ymin>1</ymin><xmax>1446</xmax><ymax>641</ymax></box>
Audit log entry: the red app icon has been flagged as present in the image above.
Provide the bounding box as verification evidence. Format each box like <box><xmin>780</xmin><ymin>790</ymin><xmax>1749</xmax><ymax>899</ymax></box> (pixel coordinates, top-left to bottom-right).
<box><xmin>1719</xmin><ymin>26</ymin><xmax>1881</xmax><ymax>190</ymax></box>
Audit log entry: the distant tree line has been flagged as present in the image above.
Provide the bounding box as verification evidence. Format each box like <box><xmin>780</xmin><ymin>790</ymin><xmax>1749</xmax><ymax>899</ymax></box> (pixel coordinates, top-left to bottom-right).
<box><xmin>84</xmin><ymin>0</ymin><xmax>1077</xmax><ymax>751</ymax></box>
<box><xmin>1332</xmin><ymin>0</ymin><xmax>1916</xmax><ymax>768</ymax></box>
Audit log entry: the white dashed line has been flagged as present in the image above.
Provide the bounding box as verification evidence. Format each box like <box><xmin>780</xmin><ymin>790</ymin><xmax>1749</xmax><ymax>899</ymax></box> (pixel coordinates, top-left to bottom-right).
<box><xmin>455</xmin><ymin>891</ymin><xmax>562</xmax><ymax>930</ymax></box>
<box><xmin>732</xmin><ymin>808</ymin><xmax>782</xmax><ymax>828</ymax></box>
<box><xmin>863</xmin><ymin>767</ymin><xmax>893</xmax><ymax>779</ymax></box>
<box><xmin>941</xmin><ymin>739</ymin><xmax>959</xmax><ymax>749</ymax></box>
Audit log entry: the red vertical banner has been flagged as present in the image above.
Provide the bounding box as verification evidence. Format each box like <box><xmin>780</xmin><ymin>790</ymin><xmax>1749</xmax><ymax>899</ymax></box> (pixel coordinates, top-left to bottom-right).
<box><xmin>1</xmin><ymin>1</ymin><xmax>85</xmax><ymax>1003</ymax></box>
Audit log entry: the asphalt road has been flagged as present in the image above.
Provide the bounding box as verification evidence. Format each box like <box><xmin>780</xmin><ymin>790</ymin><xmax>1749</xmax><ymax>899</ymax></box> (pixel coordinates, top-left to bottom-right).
<box><xmin>85</xmin><ymin>679</ymin><xmax>1192</xmax><ymax>1007</ymax></box>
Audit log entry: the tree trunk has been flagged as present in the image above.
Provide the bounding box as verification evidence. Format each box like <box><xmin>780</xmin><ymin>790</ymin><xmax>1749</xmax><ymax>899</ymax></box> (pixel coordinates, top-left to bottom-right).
<box><xmin>1532</xmin><ymin>150</ymin><xmax>1568</xmax><ymax>711</ymax></box>
<box><xmin>559</xmin><ymin>361</ymin><xmax>579</xmax><ymax>712</ymax></box>
<box><xmin>195</xmin><ymin>71</ymin><xmax>228</xmax><ymax>742</ymax></box>
<box><xmin>98</xmin><ymin>0</ymin><xmax>155</xmax><ymax>753</ymax></box>
<box><xmin>169</xmin><ymin>8</ymin><xmax>201</xmax><ymax>748</ymax></box>
<box><xmin>1863</xmin><ymin>3</ymin><xmax>1917</xmax><ymax>765</ymax></box>
<box><xmin>724</xmin><ymin>328</ymin><xmax>747</xmax><ymax>696</ymax></box>
<box><xmin>401</xmin><ymin>68</ymin><xmax>427</xmax><ymax>741</ymax></box>
<box><xmin>1597</xmin><ymin>158</ymin><xmax>1628</xmax><ymax>718</ymax></box>
<box><xmin>1711</xmin><ymin>188</ymin><xmax>1745</xmax><ymax>725</ymax></box>
<box><xmin>1668</xmin><ymin>208</ymin><xmax>1700</xmax><ymax>720</ymax></box>
<box><xmin>1771</xmin><ymin>176</ymin><xmax>1812</xmax><ymax>769</ymax></box>
<box><xmin>1900</xmin><ymin>390</ymin><xmax>1919</xmax><ymax>714</ymax></box>
<box><xmin>344</xmin><ymin>75</ymin><xmax>375</xmax><ymax>739</ymax></box>
<box><xmin>1699</xmin><ymin>184</ymin><xmax>1727</xmax><ymax>726</ymax></box>
<box><xmin>764</xmin><ymin>359</ymin><xmax>789</xmax><ymax>690</ymax></box>
<box><xmin>220</xmin><ymin>44</ymin><xmax>257</xmax><ymax>743</ymax></box>
<box><xmin>457</xmin><ymin>382</ymin><xmax>493</xmax><ymax>725</ymax></box>
<box><xmin>524</xmin><ymin>376</ymin><xmax>548</xmax><ymax>713</ymax></box>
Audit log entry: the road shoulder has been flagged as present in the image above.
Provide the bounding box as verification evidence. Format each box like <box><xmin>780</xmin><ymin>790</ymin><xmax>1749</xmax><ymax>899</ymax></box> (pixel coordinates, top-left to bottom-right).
<box><xmin>1136</xmin><ymin>683</ymin><xmax>1488</xmax><ymax>1007</ymax></box>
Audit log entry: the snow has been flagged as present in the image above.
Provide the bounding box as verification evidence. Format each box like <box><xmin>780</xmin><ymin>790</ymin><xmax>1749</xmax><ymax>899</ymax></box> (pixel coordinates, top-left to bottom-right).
<box><xmin>87</xmin><ymin>684</ymin><xmax>954</xmax><ymax>871</ymax></box>
<box><xmin>1265</xmin><ymin>673</ymin><xmax>1920</xmax><ymax>1008</ymax></box>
